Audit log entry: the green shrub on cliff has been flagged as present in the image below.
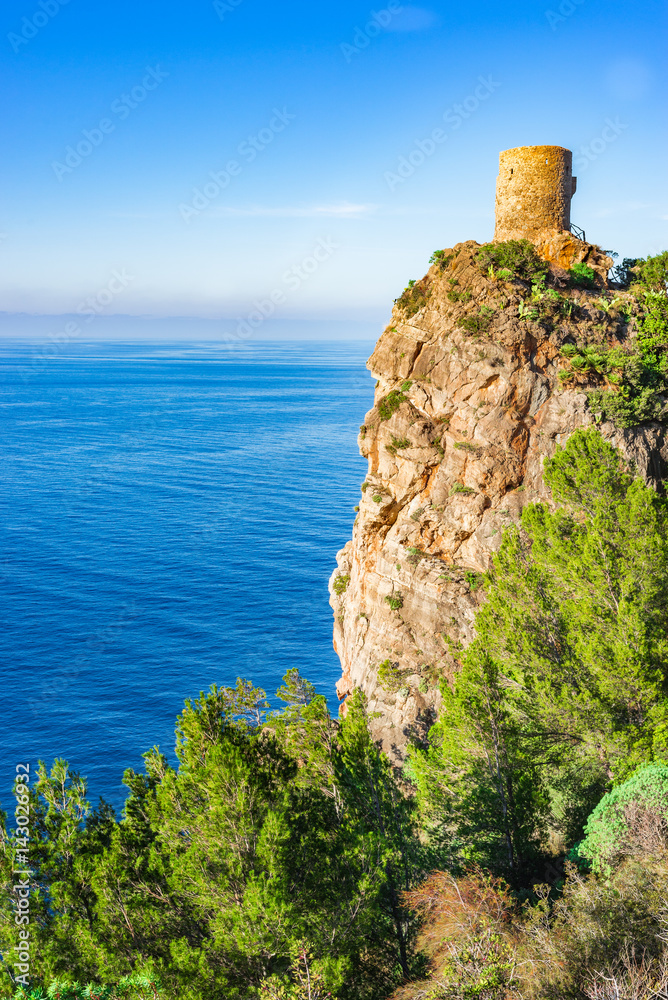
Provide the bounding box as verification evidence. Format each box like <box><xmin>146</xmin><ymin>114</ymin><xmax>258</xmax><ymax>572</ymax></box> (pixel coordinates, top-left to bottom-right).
<box><xmin>394</xmin><ymin>279</ymin><xmax>431</xmax><ymax>317</ymax></box>
<box><xmin>476</xmin><ymin>240</ymin><xmax>548</xmax><ymax>281</ymax></box>
<box><xmin>568</xmin><ymin>261</ymin><xmax>597</xmax><ymax>288</ymax></box>
<box><xmin>378</xmin><ymin>389</ymin><xmax>407</xmax><ymax>421</ymax></box>
<box><xmin>586</xmin><ymin>250</ymin><xmax>668</xmax><ymax>427</ymax></box>
<box><xmin>332</xmin><ymin>574</ymin><xmax>350</xmax><ymax>596</ymax></box>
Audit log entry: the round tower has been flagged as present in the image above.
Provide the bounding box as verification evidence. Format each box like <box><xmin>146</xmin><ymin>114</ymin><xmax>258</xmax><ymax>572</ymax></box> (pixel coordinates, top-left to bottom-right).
<box><xmin>494</xmin><ymin>145</ymin><xmax>577</xmax><ymax>242</ymax></box>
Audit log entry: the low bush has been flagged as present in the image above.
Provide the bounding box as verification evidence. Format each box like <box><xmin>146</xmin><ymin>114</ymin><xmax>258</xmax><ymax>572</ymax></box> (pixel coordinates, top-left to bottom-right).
<box><xmin>395</xmin><ymin>278</ymin><xmax>431</xmax><ymax>317</ymax></box>
<box><xmin>332</xmin><ymin>574</ymin><xmax>350</xmax><ymax>597</ymax></box>
<box><xmin>386</xmin><ymin>435</ymin><xmax>410</xmax><ymax>456</ymax></box>
<box><xmin>457</xmin><ymin>307</ymin><xmax>494</xmax><ymax>336</ymax></box>
<box><xmin>579</xmin><ymin>763</ymin><xmax>668</xmax><ymax>872</ymax></box>
<box><xmin>476</xmin><ymin>240</ymin><xmax>548</xmax><ymax>281</ymax></box>
<box><xmin>569</xmin><ymin>261</ymin><xmax>597</xmax><ymax>288</ymax></box>
<box><xmin>429</xmin><ymin>249</ymin><xmax>454</xmax><ymax>270</ymax></box>
<box><xmin>447</xmin><ymin>280</ymin><xmax>473</xmax><ymax>304</ymax></box>
<box><xmin>377</xmin><ymin>658</ymin><xmax>406</xmax><ymax>692</ymax></box>
<box><xmin>378</xmin><ymin>389</ymin><xmax>407</xmax><ymax>421</ymax></box>
<box><xmin>406</xmin><ymin>546</ymin><xmax>426</xmax><ymax>566</ymax></box>
<box><xmin>630</xmin><ymin>250</ymin><xmax>668</xmax><ymax>294</ymax></box>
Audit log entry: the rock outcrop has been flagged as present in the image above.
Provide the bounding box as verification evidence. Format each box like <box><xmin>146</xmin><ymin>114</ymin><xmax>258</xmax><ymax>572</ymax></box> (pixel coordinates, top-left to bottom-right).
<box><xmin>329</xmin><ymin>239</ymin><xmax>668</xmax><ymax>762</ymax></box>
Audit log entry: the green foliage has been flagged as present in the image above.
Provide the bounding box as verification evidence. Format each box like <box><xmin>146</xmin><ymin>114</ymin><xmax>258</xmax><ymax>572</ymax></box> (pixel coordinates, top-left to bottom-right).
<box><xmin>476</xmin><ymin>240</ymin><xmax>548</xmax><ymax>282</ymax></box>
<box><xmin>386</xmin><ymin>436</ymin><xmax>410</xmax><ymax>456</ymax></box>
<box><xmin>584</xmin><ymin>250</ymin><xmax>668</xmax><ymax>427</ymax></box>
<box><xmin>384</xmin><ymin>595</ymin><xmax>404</xmax><ymax>611</ymax></box>
<box><xmin>394</xmin><ymin>279</ymin><xmax>431</xmax><ymax>317</ymax></box>
<box><xmin>447</xmin><ymin>280</ymin><xmax>473</xmax><ymax>304</ymax></box>
<box><xmin>429</xmin><ymin>250</ymin><xmax>454</xmax><ymax>270</ymax></box>
<box><xmin>260</xmin><ymin>945</ymin><xmax>332</xmax><ymax>1000</ymax></box>
<box><xmin>557</xmin><ymin>342</ymin><xmax>623</xmax><ymax>387</ymax></box>
<box><xmin>332</xmin><ymin>574</ymin><xmax>350</xmax><ymax>597</ymax></box>
<box><xmin>579</xmin><ymin>763</ymin><xmax>668</xmax><ymax>872</ymax></box>
<box><xmin>377</xmin><ymin>659</ymin><xmax>405</xmax><ymax>693</ymax></box>
<box><xmin>630</xmin><ymin>250</ymin><xmax>668</xmax><ymax>294</ymax></box>
<box><xmin>568</xmin><ymin>261</ymin><xmax>597</xmax><ymax>288</ymax></box>
<box><xmin>412</xmin><ymin>429</ymin><xmax>668</xmax><ymax>880</ymax></box>
<box><xmin>378</xmin><ymin>390</ymin><xmax>407</xmax><ymax>422</ymax></box>
<box><xmin>517</xmin><ymin>301</ymin><xmax>539</xmax><ymax>321</ymax></box>
<box><xmin>0</xmin><ymin>679</ymin><xmax>424</xmax><ymax>1000</ymax></box>
<box><xmin>456</xmin><ymin>307</ymin><xmax>494</xmax><ymax>336</ymax></box>
<box><xmin>13</xmin><ymin>979</ymin><xmax>161</xmax><ymax>1000</ymax></box>
<box><xmin>275</xmin><ymin>669</ymin><xmax>317</xmax><ymax>709</ymax></box>
<box><xmin>453</xmin><ymin>441</ymin><xmax>479</xmax><ymax>453</ymax></box>
<box><xmin>406</xmin><ymin>547</ymin><xmax>426</xmax><ymax>566</ymax></box>
<box><xmin>450</xmin><ymin>483</ymin><xmax>477</xmax><ymax>496</ymax></box>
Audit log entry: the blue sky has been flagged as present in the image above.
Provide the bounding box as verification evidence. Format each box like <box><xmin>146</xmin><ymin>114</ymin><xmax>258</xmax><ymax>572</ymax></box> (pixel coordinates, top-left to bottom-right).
<box><xmin>0</xmin><ymin>0</ymin><xmax>665</xmax><ymax>333</ymax></box>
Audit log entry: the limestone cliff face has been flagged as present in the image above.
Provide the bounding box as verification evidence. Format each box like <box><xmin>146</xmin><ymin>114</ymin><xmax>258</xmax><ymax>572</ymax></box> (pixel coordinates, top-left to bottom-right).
<box><xmin>329</xmin><ymin>239</ymin><xmax>667</xmax><ymax>761</ymax></box>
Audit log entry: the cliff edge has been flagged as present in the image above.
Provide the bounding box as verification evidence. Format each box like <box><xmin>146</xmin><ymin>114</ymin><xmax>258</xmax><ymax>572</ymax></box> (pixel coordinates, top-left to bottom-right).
<box><xmin>329</xmin><ymin>234</ymin><xmax>668</xmax><ymax>762</ymax></box>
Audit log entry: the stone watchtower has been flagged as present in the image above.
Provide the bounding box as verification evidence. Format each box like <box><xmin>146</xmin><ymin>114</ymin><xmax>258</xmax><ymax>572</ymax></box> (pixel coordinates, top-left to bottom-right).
<box><xmin>494</xmin><ymin>145</ymin><xmax>577</xmax><ymax>242</ymax></box>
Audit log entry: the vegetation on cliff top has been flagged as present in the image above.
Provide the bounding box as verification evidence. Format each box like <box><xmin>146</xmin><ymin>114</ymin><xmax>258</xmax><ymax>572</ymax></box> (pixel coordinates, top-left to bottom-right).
<box><xmin>588</xmin><ymin>250</ymin><xmax>668</xmax><ymax>426</ymax></box>
<box><xmin>3</xmin><ymin>431</ymin><xmax>668</xmax><ymax>1000</ymax></box>
<box><xmin>395</xmin><ymin>243</ymin><xmax>668</xmax><ymax>430</ymax></box>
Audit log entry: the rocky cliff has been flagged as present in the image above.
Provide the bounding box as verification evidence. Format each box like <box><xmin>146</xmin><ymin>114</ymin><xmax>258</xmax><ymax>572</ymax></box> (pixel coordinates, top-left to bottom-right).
<box><xmin>329</xmin><ymin>237</ymin><xmax>668</xmax><ymax>762</ymax></box>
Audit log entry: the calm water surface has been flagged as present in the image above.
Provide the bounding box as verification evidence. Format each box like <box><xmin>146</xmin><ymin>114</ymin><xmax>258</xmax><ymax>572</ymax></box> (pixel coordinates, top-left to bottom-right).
<box><xmin>0</xmin><ymin>340</ymin><xmax>374</xmax><ymax>810</ymax></box>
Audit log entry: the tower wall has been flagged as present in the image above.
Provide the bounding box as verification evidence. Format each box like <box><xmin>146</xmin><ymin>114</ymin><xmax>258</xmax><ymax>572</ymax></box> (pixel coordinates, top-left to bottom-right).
<box><xmin>494</xmin><ymin>145</ymin><xmax>576</xmax><ymax>242</ymax></box>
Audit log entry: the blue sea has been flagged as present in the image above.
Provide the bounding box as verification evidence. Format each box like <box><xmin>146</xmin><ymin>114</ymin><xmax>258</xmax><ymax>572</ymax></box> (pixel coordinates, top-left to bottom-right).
<box><xmin>0</xmin><ymin>341</ymin><xmax>373</xmax><ymax>812</ymax></box>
